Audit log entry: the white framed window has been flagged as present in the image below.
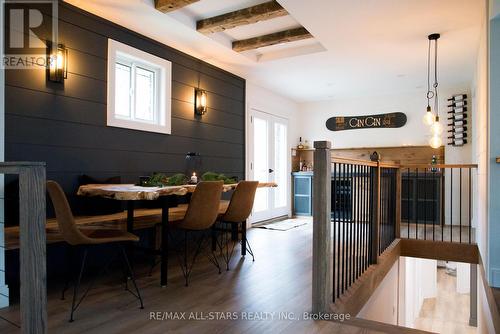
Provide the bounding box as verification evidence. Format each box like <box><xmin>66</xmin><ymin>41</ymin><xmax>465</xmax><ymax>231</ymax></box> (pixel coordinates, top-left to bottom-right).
<box><xmin>107</xmin><ymin>39</ymin><xmax>171</xmax><ymax>134</ymax></box>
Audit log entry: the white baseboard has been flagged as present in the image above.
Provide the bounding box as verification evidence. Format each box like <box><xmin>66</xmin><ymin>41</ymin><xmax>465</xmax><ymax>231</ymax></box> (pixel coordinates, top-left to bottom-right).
<box><xmin>0</xmin><ymin>284</ymin><xmax>8</xmax><ymax>308</ymax></box>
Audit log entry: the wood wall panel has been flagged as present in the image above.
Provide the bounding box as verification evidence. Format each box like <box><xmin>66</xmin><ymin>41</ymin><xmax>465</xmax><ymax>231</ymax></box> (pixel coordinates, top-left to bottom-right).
<box><xmin>332</xmin><ymin>146</ymin><xmax>445</xmax><ymax>165</ymax></box>
<box><xmin>6</xmin><ymin>144</ymin><xmax>243</xmax><ymax>175</ymax></box>
<box><xmin>6</xmin><ymin>115</ymin><xmax>244</xmax><ymax>157</ymax></box>
<box><xmin>293</xmin><ymin>146</ymin><xmax>445</xmax><ymax>171</ymax></box>
<box><xmin>4</xmin><ymin>2</ymin><xmax>245</xmax><ymax>225</ymax></box>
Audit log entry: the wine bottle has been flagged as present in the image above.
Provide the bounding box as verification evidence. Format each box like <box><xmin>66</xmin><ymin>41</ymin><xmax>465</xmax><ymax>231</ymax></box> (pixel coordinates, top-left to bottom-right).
<box><xmin>447</xmin><ymin>120</ymin><xmax>467</xmax><ymax>127</ymax></box>
<box><xmin>447</xmin><ymin>126</ymin><xmax>467</xmax><ymax>133</ymax></box>
<box><xmin>447</xmin><ymin>94</ymin><xmax>467</xmax><ymax>101</ymax></box>
<box><xmin>448</xmin><ymin>133</ymin><xmax>467</xmax><ymax>139</ymax></box>
<box><xmin>447</xmin><ymin>113</ymin><xmax>467</xmax><ymax>121</ymax></box>
<box><xmin>447</xmin><ymin>100</ymin><xmax>467</xmax><ymax>108</ymax></box>
<box><xmin>449</xmin><ymin>139</ymin><xmax>467</xmax><ymax>146</ymax></box>
<box><xmin>447</xmin><ymin>107</ymin><xmax>467</xmax><ymax>114</ymax></box>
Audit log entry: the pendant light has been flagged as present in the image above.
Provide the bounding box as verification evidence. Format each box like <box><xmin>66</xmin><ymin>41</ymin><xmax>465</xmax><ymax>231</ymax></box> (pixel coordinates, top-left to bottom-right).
<box><xmin>423</xmin><ymin>35</ymin><xmax>436</xmax><ymax>126</ymax></box>
<box><xmin>425</xmin><ymin>33</ymin><xmax>443</xmax><ymax>148</ymax></box>
<box><xmin>429</xmin><ymin>135</ymin><xmax>442</xmax><ymax>149</ymax></box>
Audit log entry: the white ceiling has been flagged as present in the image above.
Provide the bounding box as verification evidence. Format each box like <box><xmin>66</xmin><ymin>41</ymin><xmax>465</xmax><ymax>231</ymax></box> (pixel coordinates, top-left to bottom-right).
<box><xmin>64</xmin><ymin>0</ymin><xmax>484</xmax><ymax>102</ymax></box>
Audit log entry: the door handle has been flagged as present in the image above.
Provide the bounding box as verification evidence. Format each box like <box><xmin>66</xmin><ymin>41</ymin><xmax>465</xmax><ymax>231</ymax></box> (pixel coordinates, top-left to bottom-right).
<box><xmin>269</xmin><ymin>169</ymin><xmax>274</xmax><ymax>173</ymax></box>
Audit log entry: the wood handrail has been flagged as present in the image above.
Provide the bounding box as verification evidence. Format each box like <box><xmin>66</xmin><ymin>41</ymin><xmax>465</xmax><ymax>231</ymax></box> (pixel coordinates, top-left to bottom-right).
<box><xmin>330</xmin><ymin>157</ymin><xmax>478</xmax><ymax>170</ymax></box>
<box><xmin>379</xmin><ymin>162</ymin><xmax>400</xmax><ymax>169</ymax></box>
<box><xmin>400</xmin><ymin>163</ymin><xmax>478</xmax><ymax>169</ymax></box>
<box><xmin>331</xmin><ymin>156</ymin><xmax>378</xmax><ymax>167</ymax></box>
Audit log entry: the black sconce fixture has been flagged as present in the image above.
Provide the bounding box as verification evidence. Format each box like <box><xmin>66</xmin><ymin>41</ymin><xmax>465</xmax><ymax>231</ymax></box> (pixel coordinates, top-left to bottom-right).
<box><xmin>47</xmin><ymin>43</ymin><xmax>68</xmax><ymax>83</ymax></box>
<box><xmin>195</xmin><ymin>88</ymin><xmax>207</xmax><ymax>115</ymax></box>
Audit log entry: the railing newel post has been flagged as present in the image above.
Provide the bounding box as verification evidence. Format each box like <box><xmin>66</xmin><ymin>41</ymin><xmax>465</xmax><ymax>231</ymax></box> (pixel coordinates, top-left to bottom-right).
<box><xmin>312</xmin><ymin>141</ymin><xmax>332</xmax><ymax>314</ymax></box>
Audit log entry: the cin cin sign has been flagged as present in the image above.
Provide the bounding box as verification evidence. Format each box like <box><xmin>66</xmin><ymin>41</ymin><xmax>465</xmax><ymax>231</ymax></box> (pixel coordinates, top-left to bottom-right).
<box><xmin>325</xmin><ymin>112</ymin><xmax>407</xmax><ymax>131</ymax></box>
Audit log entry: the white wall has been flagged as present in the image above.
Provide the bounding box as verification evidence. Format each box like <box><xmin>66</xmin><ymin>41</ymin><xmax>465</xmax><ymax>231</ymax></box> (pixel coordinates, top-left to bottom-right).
<box><xmin>471</xmin><ymin>4</ymin><xmax>490</xmax><ymax>275</ymax></box>
<box><xmin>357</xmin><ymin>260</ymin><xmax>399</xmax><ymax>325</ymax></box>
<box><xmin>297</xmin><ymin>88</ymin><xmax>471</xmax><ymax>151</ymax></box>
<box><xmin>400</xmin><ymin>257</ymin><xmax>437</xmax><ymax>328</ymax></box>
<box><xmin>245</xmin><ymin>82</ymin><xmax>300</xmax><ymax>220</ymax></box>
<box><xmin>457</xmin><ymin>262</ymin><xmax>471</xmax><ymax>294</ymax></box>
<box><xmin>299</xmin><ymin>90</ymin><xmax>474</xmax><ymax>230</ymax></box>
<box><xmin>478</xmin><ymin>267</ymin><xmax>496</xmax><ymax>333</ymax></box>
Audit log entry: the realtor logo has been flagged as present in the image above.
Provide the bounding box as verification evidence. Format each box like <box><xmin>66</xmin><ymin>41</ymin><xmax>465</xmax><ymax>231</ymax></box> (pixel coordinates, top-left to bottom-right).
<box><xmin>2</xmin><ymin>0</ymin><xmax>58</xmax><ymax>69</ymax></box>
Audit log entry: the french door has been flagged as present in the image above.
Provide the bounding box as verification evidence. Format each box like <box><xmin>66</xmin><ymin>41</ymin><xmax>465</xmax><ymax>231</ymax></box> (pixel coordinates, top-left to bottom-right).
<box><xmin>248</xmin><ymin>108</ymin><xmax>289</xmax><ymax>223</ymax></box>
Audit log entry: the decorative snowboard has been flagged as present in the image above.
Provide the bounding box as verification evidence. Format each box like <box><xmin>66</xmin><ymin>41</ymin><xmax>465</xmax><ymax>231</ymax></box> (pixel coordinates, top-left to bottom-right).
<box><xmin>325</xmin><ymin>112</ymin><xmax>407</xmax><ymax>131</ymax></box>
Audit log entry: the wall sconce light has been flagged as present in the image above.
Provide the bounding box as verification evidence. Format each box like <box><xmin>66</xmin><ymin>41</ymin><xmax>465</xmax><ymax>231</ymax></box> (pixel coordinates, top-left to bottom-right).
<box><xmin>195</xmin><ymin>89</ymin><xmax>207</xmax><ymax>115</ymax></box>
<box><xmin>48</xmin><ymin>43</ymin><xmax>68</xmax><ymax>83</ymax></box>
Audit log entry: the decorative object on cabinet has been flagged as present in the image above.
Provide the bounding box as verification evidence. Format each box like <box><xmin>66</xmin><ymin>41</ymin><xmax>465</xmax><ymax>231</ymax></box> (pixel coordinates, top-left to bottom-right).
<box><xmin>297</xmin><ymin>137</ymin><xmax>304</xmax><ymax>149</ymax></box>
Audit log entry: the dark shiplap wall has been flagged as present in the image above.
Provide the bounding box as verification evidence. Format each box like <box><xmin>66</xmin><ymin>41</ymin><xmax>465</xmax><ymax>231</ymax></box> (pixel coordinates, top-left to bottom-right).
<box><xmin>5</xmin><ymin>3</ymin><xmax>245</xmax><ymax>223</ymax></box>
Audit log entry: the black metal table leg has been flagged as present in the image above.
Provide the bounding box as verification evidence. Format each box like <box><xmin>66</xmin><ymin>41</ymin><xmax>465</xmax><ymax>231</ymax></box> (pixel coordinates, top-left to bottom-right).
<box><xmin>126</xmin><ymin>201</ymin><xmax>134</xmax><ymax>233</ymax></box>
<box><xmin>160</xmin><ymin>198</ymin><xmax>170</xmax><ymax>287</ymax></box>
<box><xmin>231</xmin><ymin>223</ymin><xmax>238</xmax><ymax>241</ymax></box>
<box><xmin>241</xmin><ymin>221</ymin><xmax>247</xmax><ymax>256</ymax></box>
<box><xmin>126</xmin><ymin>201</ymin><xmax>135</xmax><ymax>267</ymax></box>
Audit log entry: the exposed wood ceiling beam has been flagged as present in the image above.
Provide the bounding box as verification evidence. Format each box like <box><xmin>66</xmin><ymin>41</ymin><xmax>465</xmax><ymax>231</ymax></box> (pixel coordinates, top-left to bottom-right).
<box><xmin>232</xmin><ymin>27</ymin><xmax>313</xmax><ymax>52</ymax></box>
<box><xmin>155</xmin><ymin>0</ymin><xmax>200</xmax><ymax>13</ymax></box>
<box><xmin>196</xmin><ymin>1</ymin><xmax>288</xmax><ymax>34</ymax></box>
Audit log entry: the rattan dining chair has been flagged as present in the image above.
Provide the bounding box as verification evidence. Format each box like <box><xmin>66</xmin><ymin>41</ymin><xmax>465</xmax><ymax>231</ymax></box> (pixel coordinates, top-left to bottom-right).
<box><xmin>169</xmin><ymin>181</ymin><xmax>224</xmax><ymax>286</ymax></box>
<box><xmin>46</xmin><ymin>180</ymin><xmax>144</xmax><ymax>322</ymax></box>
<box><xmin>216</xmin><ymin>181</ymin><xmax>259</xmax><ymax>270</ymax></box>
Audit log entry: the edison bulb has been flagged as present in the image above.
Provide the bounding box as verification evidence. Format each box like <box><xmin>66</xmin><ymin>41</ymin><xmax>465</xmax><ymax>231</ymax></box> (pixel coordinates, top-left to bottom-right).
<box><xmin>430</xmin><ymin>121</ymin><xmax>444</xmax><ymax>135</ymax></box>
<box><xmin>423</xmin><ymin>111</ymin><xmax>435</xmax><ymax>126</ymax></box>
<box><xmin>429</xmin><ymin>135</ymin><xmax>442</xmax><ymax>149</ymax></box>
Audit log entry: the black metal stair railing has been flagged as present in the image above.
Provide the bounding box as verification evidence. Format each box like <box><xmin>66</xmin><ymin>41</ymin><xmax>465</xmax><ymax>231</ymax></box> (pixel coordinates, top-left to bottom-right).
<box><xmin>400</xmin><ymin>164</ymin><xmax>477</xmax><ymax>244</ymax></box>
<box><xmin>332</xmin><ymin>162</ymin><xmax>371</xmax><ymax>301</ymax></box>
<box><xmin>379</xmin><ymin>167</ymin><xmax>398</xmax><ymax>255</ymax></box>
<box><xmin>331</xmin><ymin>157</ymin><xmax>399</xmax><ymax>303</ymax></box>
<box><xmin>312</xmin><ymin>143</ymin><xmax>478</xmax><ymax>311</ymax></box>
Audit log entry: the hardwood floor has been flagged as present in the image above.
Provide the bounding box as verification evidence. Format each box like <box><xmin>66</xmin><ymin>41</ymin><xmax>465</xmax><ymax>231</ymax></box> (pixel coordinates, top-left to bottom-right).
<box><xmin>0</xmin><ymin>219</ymin><xmax>385</xmax><ymax>334</ymax></box>
<box><xmin>414</xmin><ymin>268</ymin><xmax>476</xmax><ymax>333</ymax></box>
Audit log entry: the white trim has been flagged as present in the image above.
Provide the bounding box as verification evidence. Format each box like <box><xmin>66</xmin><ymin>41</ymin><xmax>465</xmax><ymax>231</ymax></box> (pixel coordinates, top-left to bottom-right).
<box><xmin>0</xmin><ymin>293</ymin><xmax>7</xmax><ymax>308</ymax></box>
<box><xmin>0</xmin><ymin>0</ymin><xmax>7</xmax><ymax>309</ymax></box>
<box><xmin>247</xmin><ymin>106</ymin><xmax>290</xmax><ymax>224</ymax></box>
<box><xmin>107</xmin><ymin>39</ymin><xmax>172</xmax><ymax>134</ymax></box>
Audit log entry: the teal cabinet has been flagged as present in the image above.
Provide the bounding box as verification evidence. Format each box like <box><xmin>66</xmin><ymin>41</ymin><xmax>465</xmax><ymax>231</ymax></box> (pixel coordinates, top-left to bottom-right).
<box><xmin>293</xmin><ymin>173</ymin><xmax>313</xmax><ymax>216</ymax></box>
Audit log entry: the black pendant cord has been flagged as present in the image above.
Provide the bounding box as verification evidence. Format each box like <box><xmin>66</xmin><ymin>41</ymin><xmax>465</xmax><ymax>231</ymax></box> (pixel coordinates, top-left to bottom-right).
<box><xmin>426</xmin><ymin>39</ymin><xmax>433</xmax><ymax>109</ymax></box>
<box><xmin>433</xmin><ymin>37</ymin><xmax>439</xmax><ymax>119</ymax></box>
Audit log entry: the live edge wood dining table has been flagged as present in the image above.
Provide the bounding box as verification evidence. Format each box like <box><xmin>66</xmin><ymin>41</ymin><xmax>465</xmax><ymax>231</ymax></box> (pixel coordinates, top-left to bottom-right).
<box><xmin>77</xmin><ymin>182</ymin><xmax>277</xmax><ymax>287</ymax></box>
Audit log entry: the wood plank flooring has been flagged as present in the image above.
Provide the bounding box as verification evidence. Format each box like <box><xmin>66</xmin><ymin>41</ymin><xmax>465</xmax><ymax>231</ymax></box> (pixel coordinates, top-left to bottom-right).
<box><xmin>0</xmin><ymin>219</ymin><xmax>386</xmax><ymax>334</ymax></box>
<box><xmin>414</xmin><ymin>268</ymin><xmax>476</xmax><ymax>333</ymax></box>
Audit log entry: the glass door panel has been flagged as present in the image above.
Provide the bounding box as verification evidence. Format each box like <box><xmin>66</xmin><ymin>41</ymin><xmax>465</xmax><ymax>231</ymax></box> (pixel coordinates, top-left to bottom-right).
<box><xmin>253</xmin><ymin>116</ymin><xmax>269</xmax><ymax>213</ymax></box>
<box><xmin>274</xmin><ymin>122</ymin><xmax>287</xmax><ymax>209</ymax></box>
<box><xmin>249</xmin><ymin>109</ymin><xmax>289</xmax><ymax>223</ymax></box>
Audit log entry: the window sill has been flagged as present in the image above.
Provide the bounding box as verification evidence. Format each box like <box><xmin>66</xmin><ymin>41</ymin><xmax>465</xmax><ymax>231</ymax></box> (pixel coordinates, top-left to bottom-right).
<box><xmin>107</xmin><ymin>118</ymin><xmax>171</xmax><ymax>135</ymax></box>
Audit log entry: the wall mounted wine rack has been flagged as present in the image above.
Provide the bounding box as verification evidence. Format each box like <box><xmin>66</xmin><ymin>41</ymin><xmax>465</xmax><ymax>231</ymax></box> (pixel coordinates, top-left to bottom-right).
<box><xmin>447</xmin><ymin>94</ymin><xmax>468</xmax><ymax>146</ymax></box>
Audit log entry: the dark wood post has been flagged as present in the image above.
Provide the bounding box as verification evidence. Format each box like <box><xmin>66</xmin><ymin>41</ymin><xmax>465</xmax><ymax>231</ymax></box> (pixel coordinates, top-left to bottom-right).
<box><xmin>370</xmin><ymin>161</ymin><xmax>381</xmax><ymax>264</ymax></box>
<box><xmin>312</xmin><ymin>141</ymin><xmax>332</xmax><ymax>314</ymax></box>
<box><xmin>0</xmin><ymin>162</ymin><xmax>47</xmax><ymax>334</ymax></box>
<box><xmin>469</xmin><ymin>263</ymin><xmax>478</xmax><ymax>326</ymax></box>
<box><xmin>395</xmin><ymin>168</ymin><xmax>402</xmax><ymax>239</ymax></box>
